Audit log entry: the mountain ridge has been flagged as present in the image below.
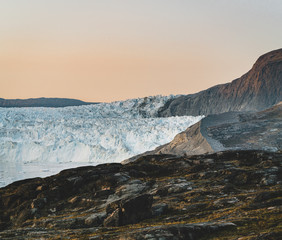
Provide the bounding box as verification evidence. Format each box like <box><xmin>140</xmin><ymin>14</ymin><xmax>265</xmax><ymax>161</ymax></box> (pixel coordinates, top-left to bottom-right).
<box><xmin>0</xmin><ymin>97</ymin><xmax>97</xmax><ymax>108</ymax></box>
<box><xmin>158</xmin><ymin>48</ymin><xmax>282</xmax><ymax>117</ymax></box>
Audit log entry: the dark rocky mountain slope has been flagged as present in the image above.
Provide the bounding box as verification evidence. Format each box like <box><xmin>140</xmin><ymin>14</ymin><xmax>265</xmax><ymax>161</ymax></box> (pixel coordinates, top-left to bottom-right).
<box><xmin>0</xmin><ymin>97</ymin><xmax>96</xmax><ymax>108</ymax></box>
<box><xmin>126</xmin><ymin>102</ymin><xmax>281</xmax><ymax>161</ymax></box>
<box><xmin>0</xmin><ymin>150</ymin><xmax>281</xmax><ymax>239</ymax></box>
<box><xmin>158</xmin><ymin>48</ymin><xmax>282</xmax><ymax>117</ymax></box>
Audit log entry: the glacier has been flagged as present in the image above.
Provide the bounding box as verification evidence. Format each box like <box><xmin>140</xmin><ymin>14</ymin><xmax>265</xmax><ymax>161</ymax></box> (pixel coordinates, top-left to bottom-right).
<box><xmin>0</xmin><ymin>96</ymin><xmax>203</xmax><ymax>187</ymax></box>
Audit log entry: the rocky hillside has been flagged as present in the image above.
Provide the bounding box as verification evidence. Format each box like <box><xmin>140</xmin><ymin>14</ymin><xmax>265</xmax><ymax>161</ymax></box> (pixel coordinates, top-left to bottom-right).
<box><xmin>0</xmin><ymin>98</ymin><xmax>95</xmax><ymax>108</ymax></box>
<box><xmin>0</xmin><ymin>150</ymin><xmax>281</xmax><ymax>239</ymax></box>
<box><xmin>158</xmin><ymin>48</ymin><xmax>282</xmax><ymax>117</ymax></box>
<box><xmin>202</xmin><ymin>102</ymin><xmax>282</xmax><ymax>152</ymax></box>
<box><xmin>130</xmin><ymin>103</ymin><xmax>281</xmax><ymax>160</ymax></box>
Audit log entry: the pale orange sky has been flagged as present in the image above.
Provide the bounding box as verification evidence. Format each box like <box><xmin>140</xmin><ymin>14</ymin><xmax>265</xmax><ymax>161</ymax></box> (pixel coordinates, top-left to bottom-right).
<box><xmin>1</xmin><ymin>1</ymin><xmax>282</xmax><ymax>102</ymax></box>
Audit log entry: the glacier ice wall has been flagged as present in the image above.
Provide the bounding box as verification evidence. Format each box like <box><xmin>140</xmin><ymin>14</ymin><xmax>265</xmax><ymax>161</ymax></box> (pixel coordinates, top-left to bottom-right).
<box><xmin>0</xmin><ymin>96</ymin><xmax>203</xmax><ymax>186</ymax></box>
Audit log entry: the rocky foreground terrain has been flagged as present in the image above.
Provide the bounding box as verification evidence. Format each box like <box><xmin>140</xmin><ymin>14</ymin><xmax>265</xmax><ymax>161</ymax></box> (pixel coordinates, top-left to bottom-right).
<box><xmin>0</xmin><ymin>150</ymin><xmax>281</xmax><ymax>239</ymax></box>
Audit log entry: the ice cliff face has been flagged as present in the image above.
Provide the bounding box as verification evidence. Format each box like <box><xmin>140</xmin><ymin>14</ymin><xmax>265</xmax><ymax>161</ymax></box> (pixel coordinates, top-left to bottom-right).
<box><xmin>0</xmin><ymin>95</ymin><xmax>203</xmax><ymax>186</ymax></box>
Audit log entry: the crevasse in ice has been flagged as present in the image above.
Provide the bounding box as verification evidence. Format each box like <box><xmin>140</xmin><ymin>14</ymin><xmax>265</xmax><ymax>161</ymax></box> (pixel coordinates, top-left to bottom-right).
<box><xmin>0</xmin><ymin>95</ymin><xmax>203</xmax><ymax>186</ymax></box>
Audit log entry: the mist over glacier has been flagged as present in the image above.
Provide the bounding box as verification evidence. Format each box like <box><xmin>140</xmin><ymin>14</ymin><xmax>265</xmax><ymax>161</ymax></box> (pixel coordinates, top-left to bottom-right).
<box><xmin>0</xmin><ymin>96</ymin><xmax>203</xmax><ymax>187</ymax></box>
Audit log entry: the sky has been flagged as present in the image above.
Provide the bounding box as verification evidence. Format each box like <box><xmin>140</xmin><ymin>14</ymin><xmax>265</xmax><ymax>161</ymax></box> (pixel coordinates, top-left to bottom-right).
<box><xmin>0</xmin><ymin>0</ymin><xmax>282</xmax><ymax>102</ymax></box>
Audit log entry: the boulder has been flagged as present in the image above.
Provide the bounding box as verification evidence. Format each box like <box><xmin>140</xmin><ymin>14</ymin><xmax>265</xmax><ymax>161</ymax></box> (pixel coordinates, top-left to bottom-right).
<box><xmin>85</xmin><ymin>212</ymin><xmax>107</xmax><ymax>227</ymax></box>
<box><xmin>152</xmin><ymin>203</ymin><xmax>168</xmax><ymax>217</ymax></box>
<box><xmin>103</xmin><ymin>209</ymin><xmax>121</xmax><ymax>227</ymax></box>
<box><xmin>104</xmin><ymin>194</ymin><xmax>153</xmax><ymax>227</ymax></box>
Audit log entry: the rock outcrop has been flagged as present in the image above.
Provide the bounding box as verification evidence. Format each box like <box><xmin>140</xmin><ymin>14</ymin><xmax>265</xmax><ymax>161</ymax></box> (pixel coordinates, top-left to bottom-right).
<box><xmin>0</xmin><ymin>150</ymin><xmax>281</xmax><ymax>239</ymax></box>
<box><xmin>155</xmin><ymin>121</ymin><xmax>213</xmax><ymax>155</ymax></box>
<box><xmin>203</xmin><ymin>102</ymin><xmax>282</xmax><ymax>152</ymax></box>
<box><xmin>129</xmin><ymin>103</ymin><xmax>281</xmax><ymax>159</ymax></box>
<box><xmin>104</xmin><ymin>194</ymin><xmax>152</xmax><ymax>227</ymax></box>
<box><xmin>158</xmin><ymin>48</ymin><xmax>282</xmax><ymax>117</ymax></box>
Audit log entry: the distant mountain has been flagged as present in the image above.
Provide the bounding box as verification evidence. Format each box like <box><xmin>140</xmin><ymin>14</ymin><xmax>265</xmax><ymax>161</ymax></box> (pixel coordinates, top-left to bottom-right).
<box><xmin>125</xmin><ymin>102</ymin><xmax>282</xmax><ymax>162</ymax></box>
<box><xmin>158</xmin><ymin>48</ymin><xmax>282</xmax><ymax>117</ymax></box>
<box><xmin>0</xmin><ymin>97</ymin><xmax>97</xmax><ymax>108</ymax></box>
